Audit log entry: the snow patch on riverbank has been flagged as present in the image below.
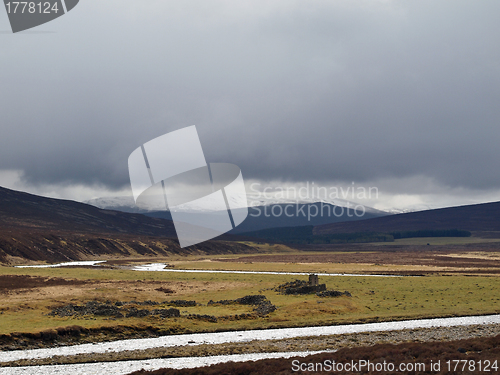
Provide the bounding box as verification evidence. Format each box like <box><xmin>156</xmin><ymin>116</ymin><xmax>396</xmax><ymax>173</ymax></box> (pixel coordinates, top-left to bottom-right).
<box><xmin>0</xmin><ymin>350</ymin><xmax>331</xmax><ymax>375</ymax></box>
<box><xmin>132</xmin><ymin>263</ymin><xmax>402</xmax><ymax>277</ymax></box>
<box><xmin>1</xmin><ymin>315</ymin><xmax>499</xmax><ymax>363</ymax></box>
<box><xmin>15</xmin><ymin>261</ymin><xmax>107</xmax><ymax>269</ymax></box>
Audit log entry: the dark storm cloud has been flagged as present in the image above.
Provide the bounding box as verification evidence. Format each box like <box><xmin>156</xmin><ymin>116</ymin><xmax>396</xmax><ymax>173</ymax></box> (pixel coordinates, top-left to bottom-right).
<box><xmin>0</xmin><ymin>0</ymin><xmax>499</xmax><ymax>192</ymax></box>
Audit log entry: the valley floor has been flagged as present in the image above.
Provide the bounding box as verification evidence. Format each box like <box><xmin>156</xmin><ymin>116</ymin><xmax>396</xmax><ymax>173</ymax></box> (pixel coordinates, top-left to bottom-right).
<box><xmin>1</xmin><ymin>238</ymin><xmax>499</xmax><ymax>372</ymax></box>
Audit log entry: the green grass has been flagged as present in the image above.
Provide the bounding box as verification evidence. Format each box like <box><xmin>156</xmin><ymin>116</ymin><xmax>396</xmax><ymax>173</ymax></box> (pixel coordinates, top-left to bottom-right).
<box><xmin>1</xmin><ymin>265</ymin><xmax>499</xmax><ymax>336</ymax></box>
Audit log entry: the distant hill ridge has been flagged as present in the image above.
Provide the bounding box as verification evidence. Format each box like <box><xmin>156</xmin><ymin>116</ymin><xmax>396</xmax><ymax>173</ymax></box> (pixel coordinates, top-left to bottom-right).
<box><xmin>0</xmin><ymin>186</ymin><xmax>176</xmax><ymax>237</ymax></box>
<box><xmin>85</xmin><ymin>196</ymin><xmax>389</xmax><ymax>233</ymax></box>
<box><xmin>0</xmin><ymin>186</ymin><xmax>254</xmax><ymax>263</ymax></box>
<box><xmin>314</xmin><ymin>201</ymin><xmax>500</xmax><ymax>235</ymax></box>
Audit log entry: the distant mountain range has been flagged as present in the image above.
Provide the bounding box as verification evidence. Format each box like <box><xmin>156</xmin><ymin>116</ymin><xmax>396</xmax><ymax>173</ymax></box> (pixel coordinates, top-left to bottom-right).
<box><xmin>0</xmin><ymin>187</ymin><xmax>252</xmax><ymax>263</ymax></box>
<box><xmin>313</xmin><ymin>201</ymin><xmax>500</xmax><ymax>236</ymax></box>
<box><xmin>231</xmin><ymin>203</ymin><xmax>387</xmax><ymax>233</ymax></box>
<box><xmin>385</xmin><ymin>204</ymin><xmax>436</xmax><ymax>214</ymax></box>
<box><xmin>238</xmin><ymin>201</ymin><xmax>500</xmax><ymax>244</ymax></box>
<box><xmin>85</xmin><ymin>196</ymin><xmax>389</xmax><ymax>233</ymax></box>
<box><xmin>3</xmin><ymin>185</ymin><xmax>500</xmax><ymax>263</ymax></box>
<box><xmin>85</xmin><ymin>196</ymin><xmax>148</xmax><ymax>214</ymax></box>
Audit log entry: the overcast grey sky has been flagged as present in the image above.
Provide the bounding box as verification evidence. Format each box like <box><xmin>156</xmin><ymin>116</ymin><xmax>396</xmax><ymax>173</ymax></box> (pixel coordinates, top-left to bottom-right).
<box><xmin>1</xmin><ymin>0</ymin><xmax>499</xmax><ymax>211</ymax></box>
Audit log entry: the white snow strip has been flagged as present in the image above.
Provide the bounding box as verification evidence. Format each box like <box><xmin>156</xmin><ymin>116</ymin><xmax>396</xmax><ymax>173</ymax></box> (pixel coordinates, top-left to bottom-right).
<box><xmin>132</xmin><ymin>263</ymin><xmax>402</xmax><ymax>277</ymax></box>
<box><xmin>1</xmin><ymin>315</ymin><xmax>499</xmax><ymax>363</ymax></box>
<box><xmin>0</xmin><ymin>351</ymin><xmax>330</xmax><ymax>375</ymax></box>
<box><xmin>15</xmin><ymin>261</ymin><xmax>107</xmax><ymax>269</ymax></box>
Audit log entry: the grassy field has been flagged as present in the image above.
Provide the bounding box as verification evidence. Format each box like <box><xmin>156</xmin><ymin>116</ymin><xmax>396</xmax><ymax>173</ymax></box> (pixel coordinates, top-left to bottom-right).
<box><xmin>166</xmin><ymin>259</ymin><xmax>440</xmax><ymax>274</ymax></box>
<box><xmin>371</xmin><ymin>237</ymin><xmax>500</xmax><ymax>246</ymax></box>
<box><xmin>1</xmin><ymin>265</ymin><xmax>499</xmax><ymax>337</ymax></box>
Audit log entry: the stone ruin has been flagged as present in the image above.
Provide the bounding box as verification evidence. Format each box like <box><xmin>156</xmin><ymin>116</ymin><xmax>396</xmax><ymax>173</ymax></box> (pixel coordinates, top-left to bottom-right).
<box><xmin>309</xmin><ymin>274</ymin><xmax>319</xmax><ymax>286</ymax></box>
<box><xmin>275</xmin><ymin>274</ymin><xmax>352</xmax><ymax>297</ymax></box>
<box><xmin>275</xmin><ymin>274</ymin><xmax>327</xmax><ymax>295</ymax></box>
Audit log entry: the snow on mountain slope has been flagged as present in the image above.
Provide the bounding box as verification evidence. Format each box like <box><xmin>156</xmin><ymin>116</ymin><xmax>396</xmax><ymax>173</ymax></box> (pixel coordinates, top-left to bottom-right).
<box><xmin>85</xmin><ymin>194</ymin><xmax>387</xmax><ymax>215</ymax></box>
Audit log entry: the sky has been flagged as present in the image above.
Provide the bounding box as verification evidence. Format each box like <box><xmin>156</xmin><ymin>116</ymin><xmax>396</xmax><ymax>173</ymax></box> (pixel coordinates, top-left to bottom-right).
<box><xmin>1</xmin><ymin>0</ymin><xmax>500</xmax><ymax>212</ymax></box>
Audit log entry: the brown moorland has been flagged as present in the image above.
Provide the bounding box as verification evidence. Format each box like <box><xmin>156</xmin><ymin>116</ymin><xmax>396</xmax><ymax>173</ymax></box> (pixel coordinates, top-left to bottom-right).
<box><xmin>0</xmin><ymin>186</ymin><xmax>259</xmax><ymax>264</ymax></box>
<box><xmin>216</xmin><ymin>243</ymin><xmax>500</xmax><ymax>274</ymax></box>
<box><xmin>130</xmin><ymin>334</ymin><xmax>500</xmax><ymax>375</ymax></box>
<box><xmin>0</xmin><ymin>274</ymin><xmax>87</xmax><ymax>292</ymax></box>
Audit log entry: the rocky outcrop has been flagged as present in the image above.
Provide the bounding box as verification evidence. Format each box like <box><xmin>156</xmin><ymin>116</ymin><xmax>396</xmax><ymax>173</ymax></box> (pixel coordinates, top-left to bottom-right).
<box><xmin>48</xmin><ymin>301</ymin><xmax>180</xmax><ymax>319</ymax></box>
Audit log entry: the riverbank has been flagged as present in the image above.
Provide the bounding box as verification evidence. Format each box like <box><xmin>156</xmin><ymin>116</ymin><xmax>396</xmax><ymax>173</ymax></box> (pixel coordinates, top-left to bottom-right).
<box><xmin>2</xmin><ymin>323</ymin><xmax>499</xmax><ymax>367</ymax></box>
<box><xmin>2</xmin><ymin>315</ymin><xmax>499</xmax><ymax>366</ymax></box>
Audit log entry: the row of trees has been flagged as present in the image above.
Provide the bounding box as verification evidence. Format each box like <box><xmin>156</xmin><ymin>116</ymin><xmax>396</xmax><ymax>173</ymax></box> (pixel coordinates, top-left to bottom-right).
<box><xmin>243</xmin><ymin>227</ymin><xmax>471</xmax><ymax>244</ymax></box>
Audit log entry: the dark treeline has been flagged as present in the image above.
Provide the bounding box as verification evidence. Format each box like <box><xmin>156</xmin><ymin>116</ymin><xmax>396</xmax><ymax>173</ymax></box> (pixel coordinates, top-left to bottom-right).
<box><xmin>390</xmin><ymin>229</ymin><xmax>471</xmax><ymax>239</ymax></box>
<box><xmin>241</xmin><ymin>227</ymin><xmax>471</xmax><ymax>244</ymax></box>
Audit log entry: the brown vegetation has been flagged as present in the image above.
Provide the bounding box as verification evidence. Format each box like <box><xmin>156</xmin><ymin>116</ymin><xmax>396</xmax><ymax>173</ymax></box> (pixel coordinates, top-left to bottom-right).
<box><xmin>0</xmin><ymin>324</ymin><xmax>170</xmax><ymax>351</ymax></box>
<box><xmin>0</xmin><ymin>186</ymin><xmax>259</xmax><ymax>264</ymax></box>
<box><xmin>218</xmin><ymin>244</ymin><xmax>500</xmax><ymax>274</ymax></box>
<box><xmin>0</xmin><ymin>275</ymin><xmax>86</xmax><ymax>292</ymax></box>
<box><xmin>0</xmin><ymin>228</ymin><xmax>258</xmax><ymax>264</ymax></box>
<box><xmin>130</xmin><ymin>334</ymin><xmax>500</xmax><ymax>375</ymax></box>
